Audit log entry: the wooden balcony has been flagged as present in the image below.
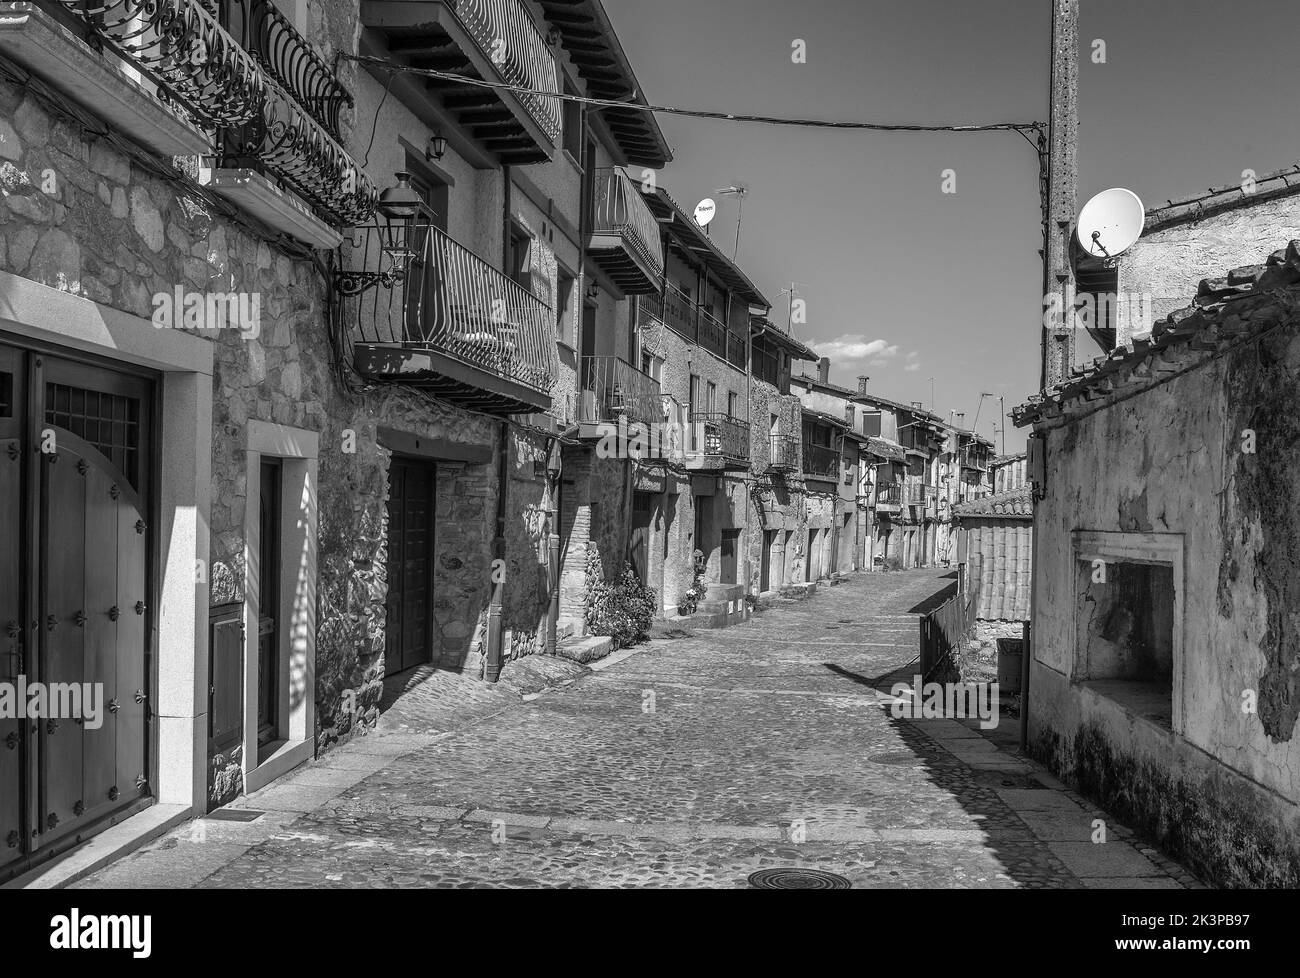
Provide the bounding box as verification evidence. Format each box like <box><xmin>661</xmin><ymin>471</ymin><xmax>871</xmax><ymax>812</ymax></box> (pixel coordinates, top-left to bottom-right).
<box><xmin>876</xmin><ymin>481</ymin><xmax>903</xmax><ymax>511</ymax></box>
<box><xmin>360</xmin><ymin>0</ymin><xmax>561</xmax><ymax>165</ymax></box>
<box><xmin>588</xmin><ymin>167</ymin><xmax>664</xmax><ymax>295</ymax></box>
<box><xmin>578</xmin><ymin>356</ymin><xmax>663</xmax><ymax>431</ymax></box>
<box><xmin>344</xmin><ymin>221</ymin><xmax>557</xmax><ymax>415</ymax></box>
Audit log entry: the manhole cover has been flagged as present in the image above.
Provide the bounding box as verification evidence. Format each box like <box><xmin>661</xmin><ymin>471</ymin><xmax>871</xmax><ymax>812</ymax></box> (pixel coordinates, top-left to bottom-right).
<box><xmin>749</xmin><ymin>868</ymin><xmax>852</xmax><ymax>890</ymax></box>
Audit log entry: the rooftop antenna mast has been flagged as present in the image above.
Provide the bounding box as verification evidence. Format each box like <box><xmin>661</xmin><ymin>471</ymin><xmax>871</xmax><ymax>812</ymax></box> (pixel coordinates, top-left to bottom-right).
<box><xmin>716</xmin><ymin>184</ymin><xmax>749</xmax><ymax>260</ymax></box>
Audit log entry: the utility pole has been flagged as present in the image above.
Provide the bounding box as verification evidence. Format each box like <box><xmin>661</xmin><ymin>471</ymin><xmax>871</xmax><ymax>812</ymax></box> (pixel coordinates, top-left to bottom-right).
<box><xmin>1042</xmin><ymin>0</ymin><xmax>1079</xmax><ymax>391</ymax></box>
<box><xmin>998</xmin><ymin>395</ymin><xmax>1007</xmax><ymax>455</ymax></box>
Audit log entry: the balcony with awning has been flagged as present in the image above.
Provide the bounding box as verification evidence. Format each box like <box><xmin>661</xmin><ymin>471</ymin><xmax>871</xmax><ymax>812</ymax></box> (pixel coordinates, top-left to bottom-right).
<box><xmin>360</xmin><ymin>0</ymin><xmax>561</xmax><ymax>166</ymax></box>
<box><xmin>588</xmin><ymin>167</ymin><xmax>664</xmax><ymax>295</ymax></box>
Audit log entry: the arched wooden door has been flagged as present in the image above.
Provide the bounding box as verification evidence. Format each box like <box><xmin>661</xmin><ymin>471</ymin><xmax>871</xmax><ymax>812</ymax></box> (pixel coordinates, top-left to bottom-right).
<box><xmin>0</xmin><ymin>344</ymin><xmax>153</xmax><ymax>874</ymax></box>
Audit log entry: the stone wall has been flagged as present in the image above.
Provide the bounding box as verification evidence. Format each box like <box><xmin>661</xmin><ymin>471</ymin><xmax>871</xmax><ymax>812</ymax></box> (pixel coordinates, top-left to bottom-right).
<box><xmin>1030</xmin><ymin>327</ymin><xmax>1300</xmax><ymax>886</ymax></box>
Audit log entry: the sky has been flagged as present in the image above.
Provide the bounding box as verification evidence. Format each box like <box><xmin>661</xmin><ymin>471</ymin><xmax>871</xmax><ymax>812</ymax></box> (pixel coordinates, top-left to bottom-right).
<box><xmin>602</xmin><ymin>0</ymin><xmax>1300</xmax><ymax>454</ymax></box>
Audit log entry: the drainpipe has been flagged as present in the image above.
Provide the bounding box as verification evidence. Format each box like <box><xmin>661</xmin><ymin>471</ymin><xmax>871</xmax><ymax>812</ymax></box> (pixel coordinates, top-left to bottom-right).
<box><xmin>545</xmin><ymin>426</ymin><xmax>580</xmax><ymax>657</ymax></box>
<box><xmin>485</xmin><ymin>421</ymin><xmax>510</xmax><ymax>683</ymax></box>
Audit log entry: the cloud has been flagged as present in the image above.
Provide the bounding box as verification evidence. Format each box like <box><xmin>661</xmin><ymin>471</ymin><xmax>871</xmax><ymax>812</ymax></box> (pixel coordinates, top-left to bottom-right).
<box><xmin>812</xmin><ymin>335</ymin><xmax>898</xmax><ymax>365</ymax></box>
<box><xmin>906</xmin><ymin>351</ymin><xmax>920</xmax><ymax>360</ymax></box>
<box><xmin>905</xmin><ymin>363</ymin><xmax>922</xmax><ymax>372</ymax></box>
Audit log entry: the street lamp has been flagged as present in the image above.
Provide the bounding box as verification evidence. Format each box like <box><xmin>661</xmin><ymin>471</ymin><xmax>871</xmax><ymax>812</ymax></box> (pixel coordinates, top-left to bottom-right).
<box><xmin>334</xmin><ymin>172</ymin><xmax>428</xmax><ymax>296</ymax></box>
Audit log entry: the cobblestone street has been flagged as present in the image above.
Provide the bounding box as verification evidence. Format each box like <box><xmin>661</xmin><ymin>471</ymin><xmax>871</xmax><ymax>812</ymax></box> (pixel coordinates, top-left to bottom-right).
<box><xmin>76</xmin><ymin>570</ymin><xmax>1199</xmax><ymax>889</ymax></box>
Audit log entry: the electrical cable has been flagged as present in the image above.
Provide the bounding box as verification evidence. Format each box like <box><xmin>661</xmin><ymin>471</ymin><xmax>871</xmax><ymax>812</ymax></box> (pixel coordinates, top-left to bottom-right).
<box><xmin>339</xmin><ymin>53</ymin><xmax>1045</xmax><ymax>138</ymax></box>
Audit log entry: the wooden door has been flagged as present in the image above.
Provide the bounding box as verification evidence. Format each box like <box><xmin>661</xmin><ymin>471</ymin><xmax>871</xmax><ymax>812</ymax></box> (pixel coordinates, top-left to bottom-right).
<box><xmin>257</xmin><ymin>458</ymin><xmax>281</xmax><ymax>749</ymax></box>
<box><xmin>385</xmin><ymin>458</ymin><xmax>435</xmax><ymax>675</ymax></box>
<box><xmin>629</xmin><ymin>492</ymin><xmax>653</xmax><ymax>583</ymax></box>
<box><xmin>720</xmin><ymin>529</ymin><xmax>740</xmax><ymax>586</ymax></box>
<box><xmin>760</xmin><ymin>530</ymin><xmax>775</xmax><ymax>593</ymax></box>
<box><xmin>0</xmin><ymin>345</ymin><xmax>153</xmax><ymax>870</ymax></box>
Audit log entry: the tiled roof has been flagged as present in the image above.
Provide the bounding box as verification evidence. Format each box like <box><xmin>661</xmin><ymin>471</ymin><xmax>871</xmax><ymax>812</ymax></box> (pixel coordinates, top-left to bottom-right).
<box><xmin>991</xmin><ymin>452</ymin><xmax>1027</xmax><ymax>466</ymax></box>
<box><xmin>1014</xmin><ymin>240</ymin><xmax>1300</xmax><ymax>428</ymax></box>
<box><xmin>647</xmin><ymin>189</ymin><xmax>768</xmax><ymax>307</ymax></box>
<box><xmin>1145</xmin><ymin>164</ymin><xmax>1300</xmax><ymax>233</ymax></box>
<box><xmin>751</xmin><ymin>318</ymin><xmax>819</xmax><ymax>362</ymax></box>
<box><xmin>953</xmin><ymin>486</ymin><xmax>1033</xmax><ymax>520</ymax></box>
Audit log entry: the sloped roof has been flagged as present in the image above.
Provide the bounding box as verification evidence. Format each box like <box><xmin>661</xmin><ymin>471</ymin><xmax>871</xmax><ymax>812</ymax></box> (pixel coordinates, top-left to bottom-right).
<box><xmin>953</xmin><ymin>486</ymin><xmax>1033</xmax><ymax>520</ymax></box>
<box><xmin>865</xmin><ymin>437</ymin><xmax>905</xmax><ymax>462</ymax></box>
<box><xmin>1144</xmin><ymin>163</ymin><xmax>1300</xmax><ymax>233</ymax></box>
<box><xmin>751</xmin><ymin>317</ymin><xmax>819</xmax><ymax>362</ymax></box>
<box><xmin>536</xmin><ymin>0</ymin><xmax>672</xmax><ymax>168</ymax></box>
<box><xmin>648</xmin><ymin>189</ymin><xmax>769</xmax><ymax>307</ymax></box>
<box><xmin>1014</xmin><ymin>240</ymin><xmax>1300</xmax><ymax>428</ymax></box>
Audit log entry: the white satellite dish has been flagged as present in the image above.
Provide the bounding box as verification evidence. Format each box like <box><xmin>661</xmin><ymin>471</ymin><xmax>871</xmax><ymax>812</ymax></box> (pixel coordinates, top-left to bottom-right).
<box><xmin>693</xmin><ymin>198</ymin><xmax>717</xmax><ymax>228</ymax></box>
<box><xmin>1076</xmin><ymin>188</ymin><xmax>1145</xmax><ymax>259</ymax></box>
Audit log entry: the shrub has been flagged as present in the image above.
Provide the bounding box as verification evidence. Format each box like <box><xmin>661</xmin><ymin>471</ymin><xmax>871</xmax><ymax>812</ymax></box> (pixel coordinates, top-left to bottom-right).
<box><xmin>676</xmin><ymin>549</ymin><xmax>707</xmax><ymax>617</ymax></box>
<box><xmin>585</xmin><ymin>549</ymin><xmax>657</xmax><ymax>650</ymax></box>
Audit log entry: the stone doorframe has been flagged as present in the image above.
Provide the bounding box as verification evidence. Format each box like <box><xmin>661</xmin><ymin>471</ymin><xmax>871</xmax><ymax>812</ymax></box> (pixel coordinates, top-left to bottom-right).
<box><xmin>242</xmin><ymin>421</ymin><xmax>319</xmax><ymax>793</ymax></box>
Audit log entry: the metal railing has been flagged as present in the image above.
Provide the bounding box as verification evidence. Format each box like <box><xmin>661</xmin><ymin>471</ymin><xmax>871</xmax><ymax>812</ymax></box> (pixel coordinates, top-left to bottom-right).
<box><xmin>579</xmin><ymin>357</ymin><xmax>662</xmax><ymax>427</ymax></box>
<box><xmin>219</xmin><ymin>0</ymin><xmax>351</xmax><ymax>138</ymax></box>
<box><xmin>753</xmin><ymin>346</ymin><xmax>788</xmax><ymax>389</ymax></box>
<box><xmin>919</xmin><ymin>578</ymin><xmax>980</xmax><ymax>682</ymax></box>
<box><xmin>591</xmin><ymin>168</ymin><xmax>664</xmax><ymax>279</ymax></box>
<box><xmin>692</xmin><ymin>412</ymin><xmax>749</xmax><ymax>462</ymax></box>
<box><xmin>876</xmin><ymin>482</ymin><xmax>902</xmax><ymax>505</ymax></box>
<box><xmin>449</xmin><ymin>0</ymin><xmax>561</xmax><ymax>143</ymax></box>
<box><xmin>802</xmin><ymin>443</ymin><xmax>839</xmax><ymax>480</ymax></box>
<box><xmin>767</xmin><ymin>433</ymin><xmax>797</xmax><ymax>472</ymax></box>
<box><xmin>726</xmin><ymin>329</ymin><xmax>747</xmax><ymax>369</ymax></box>
<box><xmin>52</xmin><ymin>0</ymin><xmax>265</xmax><ymax>127</ymax></box>
<box><xmin>347</xmin><ymin>221</ymin><xmax>557</xmax><ymax>395</ymax></box>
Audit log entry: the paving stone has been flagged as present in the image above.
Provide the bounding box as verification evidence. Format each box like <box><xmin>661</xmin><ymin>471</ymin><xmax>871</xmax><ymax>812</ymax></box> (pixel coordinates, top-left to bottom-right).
<box><xmin>72</xmin><ymin>570</ymin><xmax>1197</xmax><ymax>890</ymax></box>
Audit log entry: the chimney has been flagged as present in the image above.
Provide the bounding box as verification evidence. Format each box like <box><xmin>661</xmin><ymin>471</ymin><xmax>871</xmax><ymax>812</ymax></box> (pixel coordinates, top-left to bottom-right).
<box><xmin>857</xmin><ymin>376</ymin><xmax>870</xmax><ymax>395</ymax></box>
<box><xmin>955</xmin><ymin>412</ymin><xmax>966</xmax><ymax>427</ymax></box>
<box><xmin>911</xmin><ymin>401</ymin><xmax>923</xmax><ymax>411</ymax></box>
<box><xmin>818</xmin><ymin>357</ymin><xmax>830</xmax><ymax>385</ymax></box>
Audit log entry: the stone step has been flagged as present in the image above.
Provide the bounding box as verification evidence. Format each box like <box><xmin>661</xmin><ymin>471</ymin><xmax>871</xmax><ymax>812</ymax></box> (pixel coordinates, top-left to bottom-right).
<box><xmin>555</xmin><ymin>634</ymin><xmax>613</xmax><ymax>665</ymax></box>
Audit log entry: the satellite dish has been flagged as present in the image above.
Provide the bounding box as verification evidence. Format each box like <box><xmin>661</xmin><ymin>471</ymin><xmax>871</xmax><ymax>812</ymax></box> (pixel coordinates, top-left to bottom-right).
<box><xmin>693</xmin><ymin>198</ymin><xmax>717</xmax><ymax>228</ymax></box>
<box><xmin>1076</xmin><ymin>188</ymin><xmax>1145</xmax><ymax>259</ymax></box>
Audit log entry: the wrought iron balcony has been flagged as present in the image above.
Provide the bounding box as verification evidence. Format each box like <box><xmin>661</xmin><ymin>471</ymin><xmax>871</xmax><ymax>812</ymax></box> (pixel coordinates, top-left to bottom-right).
<box><xmin>579</xmin><ymin>356</ymin><xmax>663</xmax><ymax>429</ymax></box>
<box><xmin>360</xmin><ymin>0</ymin><xmax>560</xmax><ymax>165</ymax></box>
<box><xmin>689</xmin><ymin>412</ymin><xmax>749</xmax><ymax>470</ymax></box>
<box><xmin>0</xmin><ymin>0</ymin><xmax>265</xmax><ymax>157</ymax></box>
<box><xmin>589</xmin><ymin>167</ymin><xmax>664</xmax><ymax>294</ymax></box>
<box><xmin>219</xmin><ymin>0</ymin><xmax>350</xmax><ymax>139</ymax></box>
<box><xmin>343</xmin><ymin>218</ymin><xmax>558</xmax><ymax>415</ymax></box>
<box><xmin>767</xmin><ymin>433</ymin><xmax>797</xmax><ymax>473</ymax></box>
<box><xmin>876</xmin><ymin>482</ymin><xmax>903</xmax><ymax>507</ymax></box>
<box><xmin>802</xmin><ymin>443</ymin><xmax>840</xmax><ymax>481</ymax></box>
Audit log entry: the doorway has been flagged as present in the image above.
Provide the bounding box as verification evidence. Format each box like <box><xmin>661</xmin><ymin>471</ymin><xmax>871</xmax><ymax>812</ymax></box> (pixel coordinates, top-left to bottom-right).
<box><xmin>0</xmin><ymin>342</ymin><xmax>154</xmax><ymax>873</ymax></box>
<box><xmin>760</xmin><ymin>529</ymin><xmax>777</xmax><ymax>592</ymax></box>
<box><xmin>720</xmin><ymin>529</ymin><xmax>741</xmax><ymax>586</ymax></box>
<box><xmin>256</xmin><ymin>457</ymin><xmax>281</xmax><ymax>752</ymax></box>
<box><xmin>385</xmin><ymin>458</ymin><xmax>436</xmax><ymax>675</ymax></box>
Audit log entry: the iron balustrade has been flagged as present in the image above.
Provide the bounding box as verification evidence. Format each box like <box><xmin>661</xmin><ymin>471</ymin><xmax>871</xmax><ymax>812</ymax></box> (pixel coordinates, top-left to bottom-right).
<box><xmin>648</xmin><ymin>283</ymin><xmax>697</xmax><ymax>340</ymax></box>
<box><xmin>767</xmin><ymin>433</ymin><xmax>797</xmax><ymax>472</ymax></box>
<box><xmin>449</xmin><ymin>0</ymin><xmax>561</xmax><ymax>143</ymax></box>
<box><xmin>802</xmin><ymin>442</ymin><xmax>839</xmax><ymax>480</ymax></box>
<box><xmin>580</xmin><ymin>356</ymin><xmax>662</xmax><ymax>427</ymax></box>
<box><xmin>52</xmin><ymin>0</ymin><xmax>265</xmax><ymax>127</ymax></box>
<box><xmin>590</xmin><ymin>167</ymin><xmax>664</xmax><ymax>280</ymax></box>
<box><xmin>347</xmin><ymin>222</ymin><xmax>556</xmax><ymax>394</ymax></box>
<box><xmin>692</xmin><ymin>412</ymin><xmax>749</xmax><ymax>462</ymax></box>
<box><xmin>726</xmin><ymin>329</ymin><xmax>747</xmax><ymax>369</ymax></box>
<box><xmin>219</xmin><ymin>0</ymin><xmax>350</xmax><ymax>139</ymax></box>
<box><xmin>876</xmin><ymin>481</ymin><xmax>902</xmax><ymax>505</ymax></box>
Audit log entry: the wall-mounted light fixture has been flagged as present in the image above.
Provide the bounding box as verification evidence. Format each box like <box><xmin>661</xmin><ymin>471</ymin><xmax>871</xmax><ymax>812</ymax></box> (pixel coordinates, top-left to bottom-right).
<box><xmin>334</xmin><ymin>172</ymin><xmax>427</xmax><ymax>296</ymax></box>
<box><xmin>586</xmin><ymin>281</ymin><xmax>600</xmax><ymax>301</ymax></box>
<box><xmin>427</xmin><ymin>133</ymin><xmax>447</xmax><ymax>163</ymax></box>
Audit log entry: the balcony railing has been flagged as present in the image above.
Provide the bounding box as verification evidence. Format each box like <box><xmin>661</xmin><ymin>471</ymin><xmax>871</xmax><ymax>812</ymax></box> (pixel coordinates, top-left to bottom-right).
<box><xmin>580</xmin><ymin>357</ymin><xmax>662</xmax><ymax>428</ymax></box>
<box><xmin>220</xmin><ymin>0</ymin><xmax>350</xmax><ymax>139</ymax></box>
<box><xmin>753</xmin><ymin>346</ymin><xmax>789</xmax><ymax>389</ymax></box>
<box><xmin>876</xmin><ymin>482</ymin><xmax>902</xmax><ymax>506</ymax></box>
<box><xmin>450</xmin><ymin>0</ymin><xmax>561</xmax><ymax>143</ymax></box>
<box><xmin>343</xmin><ymin>218</ymin><xmax>557</xmax><ymax>411</ymax></box>
<box><xmin>767</xmin><ymin>433</ymin><xmax>797</xmax><ymax>473</ymax></box>
<box><xmin>696</xmin><ymin>307</ymin><xmax>727</xmax><ymax>361</ymax></box>
<box><xmin>802</xmin><ymin>443</ymin><xmax>840</xmax><ymax>480</ymax></box>
<box><xmin>692</xmin><ymin>412</ymin><xmax>749</xmax><ymax>464</ymax></box>
<box><xmin>214</xmin><ymin>0</ymin><xmax>376</xmax><ymax>226</ymax></box>
<box><xmin>51</xmin><ymin>0</ymin><xmax>265</xmax><ymax>127</ymax></box>
<box><xmin>589</xmin><ymin>167</ymin><xmax>664</xmax><ymax>293</ymax></box>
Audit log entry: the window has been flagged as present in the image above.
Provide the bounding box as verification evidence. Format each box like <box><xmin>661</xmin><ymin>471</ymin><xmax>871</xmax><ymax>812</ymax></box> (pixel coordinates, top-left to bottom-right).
<box><xmin>727</xmin><ymin>391</ymin><xmax>740</xmax><ymax>419</ymax></box>
<box><xmin>706</xmin><ymin>381</ymin><xmax>717</xmax><ymax>414</ymax></box>
<box><xmin>509</xmin><ymin>224</ymin><xmax>532</xmax><ymax>292</ymax></box>
<box><xmin>689</xmin><ymin>374</ymin><xmax>702</xmax><ymax>419</ymax></box>
<box><xmin>556</xmin><ymin>267</ymin><xmax>576</xmax><ymax>345</ymax></box>
<box><xmin>407</xmin><ymin>163</ymin><xmax>449</xmax><ymax>234</ymax></box>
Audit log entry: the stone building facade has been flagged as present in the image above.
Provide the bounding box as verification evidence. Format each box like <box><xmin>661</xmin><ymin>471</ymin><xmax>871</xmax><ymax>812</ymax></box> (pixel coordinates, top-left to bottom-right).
<box><xmin>1016</xmin><ymin>242</ymin><xmax>1300</xmax><ymax>887</ymax></box>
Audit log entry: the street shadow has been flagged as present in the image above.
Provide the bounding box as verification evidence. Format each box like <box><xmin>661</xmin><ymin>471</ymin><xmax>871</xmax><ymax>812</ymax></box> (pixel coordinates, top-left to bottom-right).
<box><xmin>907</xmin><ymin>573</ymin><xmax>958</xmax><ymax>615</ymax></box>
